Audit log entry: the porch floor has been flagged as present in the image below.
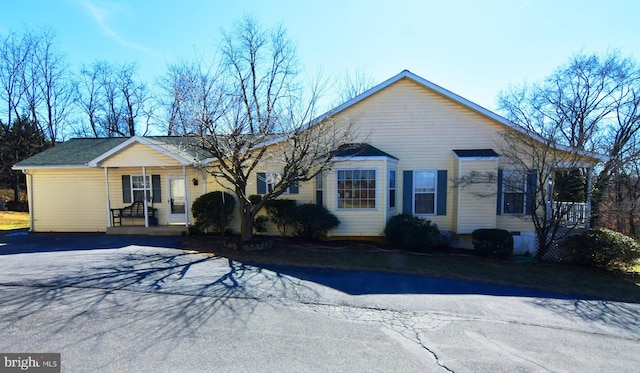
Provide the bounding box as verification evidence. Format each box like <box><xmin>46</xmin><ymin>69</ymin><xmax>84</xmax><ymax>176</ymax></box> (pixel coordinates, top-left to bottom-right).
<box><xmin>106</xmin><ymin>225</ymin><xmax>189</xmax><ymax>236</ymax></box>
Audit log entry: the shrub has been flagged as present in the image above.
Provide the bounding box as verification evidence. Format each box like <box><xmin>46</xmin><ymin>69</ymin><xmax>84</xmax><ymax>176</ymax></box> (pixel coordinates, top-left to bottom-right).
<box><xmin>471</xmin><ymin>229</ymin><xmax>514</xmax><ymax>259</ymax></box>
<box><xmin>253</xmin><ymin>215</ymin><xmax>268</xmax><ymax>233</ymax></box>
<box><xmin>383</xmin><ymin>214</ymin><xmax>441</xmax><ymax>252</ymax></box>
<box><xmin>192</xmin><ymin>191</ymin><xmax>235</xmax><ymax>235</ymax></box>
<box><xmin>264</xmin><ymin>199</ymin><xmax>297</xmax><ymax>236</ymax></box>
<box><xmin>292</xmin><ymin>203</ymin><xmax>340</xmax><ymax>239</ymax></box>
<box><xmin>562</xmin><ymin>228</ymin><xmax>640</xmax><ymax>270</ymax></box>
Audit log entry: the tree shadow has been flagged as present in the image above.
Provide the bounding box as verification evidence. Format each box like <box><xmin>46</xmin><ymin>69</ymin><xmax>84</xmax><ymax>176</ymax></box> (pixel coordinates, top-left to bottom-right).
<box><xmin>0</xmin><ymin>248</ymin><xmax>316</xmax><ymax>355</ymax></box>
<box><xmin>0</xmin><ymin>232</ymin><xmax>186</xmax><ymax>255</ymax></box>
<box><xmin>529</xmin><ymin>298</ymin><xmax>640</xmax><ymax>336</ymax></box>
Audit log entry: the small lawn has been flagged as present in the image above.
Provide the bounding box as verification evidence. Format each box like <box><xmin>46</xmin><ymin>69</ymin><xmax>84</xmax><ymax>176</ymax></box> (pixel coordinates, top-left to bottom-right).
<box><xmin>184</xmin><ymin>236</ymin><xmax>640</xmax><ymax>303</ymax></box>
<box><xmin>0</xmin><ymin>211</ymin><xmax>30</xmax><ymax>230</ymax></box>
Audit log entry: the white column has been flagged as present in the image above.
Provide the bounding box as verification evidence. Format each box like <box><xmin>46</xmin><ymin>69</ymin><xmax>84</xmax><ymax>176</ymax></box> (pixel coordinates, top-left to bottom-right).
<box><xmin>585</xmin><ymin>167</ymin><xmax>593</xmax><ymax>229</ymax></box>
<box><xmin>183</xmin><ymin>166</ymin><xmax>189</xmax><ymax>227</ymax></box>
<box><xmin>105</xmin><ymin>167</ymin><xmax>112</xmax><ymax>227</ymax></box>
<box><xmin>143</xmin><ymin>166</ymin><xmax>149</xmax><ymax>227</ymax></box>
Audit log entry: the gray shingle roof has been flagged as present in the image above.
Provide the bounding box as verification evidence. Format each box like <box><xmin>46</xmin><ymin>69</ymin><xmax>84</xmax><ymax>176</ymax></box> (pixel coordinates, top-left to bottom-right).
<box><xmin>13</xmin><ymin>136</ymin><xmax>210</xmax><ymax>168</ymax></box>
<box><xmin>453</xmin><ymin>149</ymin><xmax>499</xmax><ymax>158</ymax></box>
<box><xmin>14</xmin><ymin>138</ymin><xmax>128</xmax><ymax>167</ymax></box>
<box><xmin>333</xmin><ymin>143</ymin><xmax>398</xmax><ymax>159</ymax></box>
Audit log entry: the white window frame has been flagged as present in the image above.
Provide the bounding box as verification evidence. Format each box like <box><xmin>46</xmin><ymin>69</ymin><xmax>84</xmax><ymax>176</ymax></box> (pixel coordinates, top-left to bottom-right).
<box><xmin>413</xmin><ymin>170</ymin><xmax>437</xmax><ymax>215</ymax></box>
<box><xmin>131</xmin><ymin>175</ymin><xmax>152</xmax><ymax>202</ymax></box>
<box><xmin>388</xmin><ymin>169</ymin><xmax>396</xmax><ymax>209</ymax></box>
<box><xmin>336</xmin><ymin>168</ymin><xmax>377</xmax><ymax>210</ymax></box>
<box><xmin>502</xmin><ymin>169</ymin><xmax>526</xmax><ymax>214</ymax></box>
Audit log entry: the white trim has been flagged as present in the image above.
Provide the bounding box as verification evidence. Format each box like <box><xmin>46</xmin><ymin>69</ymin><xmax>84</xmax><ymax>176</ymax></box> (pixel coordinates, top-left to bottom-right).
<box><xmin>455</xmin><ymin>156</ymin><xmax>500</xmax><ymax>161</ymax></box>
<box><xmin>87</xmin><ymin>136</ymin><xmax>192</xmax><ymax>167</ymax></box>
<box><xmin>332</xmin><ymin>155</ymin><xmax>398</xmax><ymax>162</ymax></box>
<box><xmin>12</xmin><ymin>164</ymin><xmax>92</xmax><ymax>170</ymax></box>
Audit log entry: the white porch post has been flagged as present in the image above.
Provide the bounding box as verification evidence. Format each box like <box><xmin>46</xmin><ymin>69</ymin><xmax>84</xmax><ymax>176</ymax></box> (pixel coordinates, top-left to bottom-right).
<box><xmin>143</xmin><ymin>166</ymin><xmax>149</xmax><ymax>227</ymax></box>
<box><xmin>105</xmin><ymin>167</ymin><xmax>112</xmax><ymax>228</ymax></box>
<box><xmin>183</xmin><ymin>165</ymin><xmax>189</xmax><ymax>227</ymax></box>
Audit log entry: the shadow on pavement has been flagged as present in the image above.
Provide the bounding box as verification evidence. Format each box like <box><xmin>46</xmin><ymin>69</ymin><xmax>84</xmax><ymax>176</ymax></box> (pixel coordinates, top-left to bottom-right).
<box><xmin>0</xmin><ymin>248</ymin><xmax>317</xmax><ymax>354</ymax></box>
<box><xmin>258</xmin><ymin>263</ymin><xmax>573</xmax><ymax>299</ymax></box>
<box><xmin>0</xmin><ymin>232</ymin><xmax>185</xmax><ymax>254</ymax></box>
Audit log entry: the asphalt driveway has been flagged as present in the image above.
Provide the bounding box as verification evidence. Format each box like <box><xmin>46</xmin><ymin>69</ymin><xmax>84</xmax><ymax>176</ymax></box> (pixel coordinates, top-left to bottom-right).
<box><xmin>1</xmin><ymin>232</ymin><xmax>639</xmax><ymax>372</ymax></box>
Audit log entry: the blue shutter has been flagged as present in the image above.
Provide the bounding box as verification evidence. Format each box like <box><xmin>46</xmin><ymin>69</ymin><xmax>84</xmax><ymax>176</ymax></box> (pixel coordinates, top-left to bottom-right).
<box><xmin>257</xmin><ymin>172</ymin><xmax>266</xmax><ymax>194</ymax></box>
<box><xmin>152</xmin><ymin>175</ymin><xmax>161</xmax><ymax>203</ymax></box>
<box><xmin>436</xmin><ymin>170</ymin><xmax>447</xmax><ymax>216</ymax></box>
<box><xmin>289</xmin><ymin>173</ymin><xmax>299</xmax><ymax>194</ymax></box>
<box><xmin>403</xmin><ymin>170</ymin><xmax>413</xmax><ymax>214</ymax></box>
<box><xmin>526</xmin><ymin>170</ymin><xmax>537</xmax><ymax>216</ymax></box>
<box><xmin>496</xmin><ymin>169</ymin><xmax>503</xmax><ymax>215</ymax></box>
<box><xmin>122</xmin><ymin>175</ymin><xmax>131</xmax><ymax>203</ymax></box>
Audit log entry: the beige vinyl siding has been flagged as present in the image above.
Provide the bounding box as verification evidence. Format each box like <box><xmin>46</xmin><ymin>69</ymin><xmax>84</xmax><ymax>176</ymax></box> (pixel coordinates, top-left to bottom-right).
<box><xmin>29</xmin><ymin>168</ymin><xmax>107</xmax><ymax>232</ymax></box>
<box><xmin>456</xmin><ymin>159</ymin><xmax>498</xmax><ymax>234</ymax></box>
<box><xmin>101</xmin><ymin>143</ymin><xmax>182</xmax><ymax>167</ymax></box>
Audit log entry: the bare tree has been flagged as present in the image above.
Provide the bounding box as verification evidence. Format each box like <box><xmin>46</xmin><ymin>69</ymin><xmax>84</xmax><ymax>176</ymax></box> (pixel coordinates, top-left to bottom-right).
<box><xmin>162</xmin><ymin>17</ymin><xmax>354</xmax><ymax>241</ymax></box>
<box><xmin>0</xmin><ymin>31</ymin><xmax>32</xmax><ymax>131</ymax></box>
<box><xmin>31</xmin><ymin>28</ymin><xmax>76</xmax><ymax>144</ymax></box>
<box><xmin>336</xmin><ymin>68</ymin><xmax>375</xmax><ymax>104</ymax></box>
<box><xmin>76</xmin><ymin>60</ymin><xmax>150</xmax><ymax>137</ymax></box>
<box><xmin>488</xmin><ymin>51</ymin><xmax>640</xmax><ymax>257</ymax></box>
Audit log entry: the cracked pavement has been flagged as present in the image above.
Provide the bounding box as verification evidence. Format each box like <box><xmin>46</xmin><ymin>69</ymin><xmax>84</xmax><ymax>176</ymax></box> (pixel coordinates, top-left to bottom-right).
<box><xmin>1</xmin><ymin>233</ymin><xmax>639</xmax><ymax>372</ymax></box>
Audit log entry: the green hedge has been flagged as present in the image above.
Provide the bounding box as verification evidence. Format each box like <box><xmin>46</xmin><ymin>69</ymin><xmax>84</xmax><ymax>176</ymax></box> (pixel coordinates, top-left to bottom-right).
<box><xmin>471</xmin><ymin>229</ymin><xmax>514</xmax><ymax>259</ymax></box>
<box><xmin>383</xmin><ymin>214</ymin><xmax>441</xmax><ymax>252</ymax></box>
<box><xmin>561</xmin><ymin>228</ymin><xmax>640</xmax><ymax>270</ymax></box>
<box><xmin>192</xmin><ymin>191</ymin><xmax>235</xmax><ymax>235</ymax></box>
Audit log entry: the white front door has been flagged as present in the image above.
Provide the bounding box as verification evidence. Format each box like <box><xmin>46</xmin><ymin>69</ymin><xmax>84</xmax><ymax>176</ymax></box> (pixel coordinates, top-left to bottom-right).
<box><xmin>167</xmin><ymin>175</ymin><xmax>187</xmax><ymax>223</ymax></box>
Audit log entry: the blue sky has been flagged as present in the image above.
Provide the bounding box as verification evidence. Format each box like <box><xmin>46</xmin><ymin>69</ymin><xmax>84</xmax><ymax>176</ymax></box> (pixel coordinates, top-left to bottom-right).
<box><xmin>2</xmin><ymin>0</ymin><xmax>639</xmax><ymax>111</ymax></box>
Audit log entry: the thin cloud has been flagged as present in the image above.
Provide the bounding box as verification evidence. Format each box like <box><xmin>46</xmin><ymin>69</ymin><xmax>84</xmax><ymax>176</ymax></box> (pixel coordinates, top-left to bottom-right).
<box><xmin>80</xmin><ymin>0</ymin><xmax>160</xmax><ymax>56</ymax></box>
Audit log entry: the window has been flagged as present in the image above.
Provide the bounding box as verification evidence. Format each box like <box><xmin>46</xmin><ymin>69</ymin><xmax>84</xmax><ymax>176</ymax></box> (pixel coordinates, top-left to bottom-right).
<box><xmin>337</xmin><ymin>169</ymin><xmax>376</xmax><ymax>209</ymax></box>
<box><xmin>503</xmin><ymin>170</ymin><xmax>525</xmax><ymax>214</ymax></box>
<box><xmin>131</xmin><ymin>175</ymin><xmax>151</xmax><ymax>202</ymax></box>
<box><xmin>257</xmin><ymin>171</ymin><xmax>298</xmax><ymax>195</ymax></box>
<box><xmin>266</xmin><ymin>172</ymin><xmax>284</xmax><ymax>194</ymax></box>
<box><xmin>316</xmin><ymin>172</ymin><xmax>324</xmax><ymax>206</ymax></box>
<box><xmin>388</xmin><ymin>169</ymin><xmax>396</xmax><ymax>209</ymax></box>
<box><xmin>414</xmin><ymin>170</ymin><xmax>436</xmax><ymax>214</ymax></box>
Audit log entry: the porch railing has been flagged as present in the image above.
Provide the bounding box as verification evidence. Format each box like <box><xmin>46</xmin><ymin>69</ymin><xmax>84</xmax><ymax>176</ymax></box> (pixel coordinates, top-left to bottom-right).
<box><xmin>550</xmin><ymin>202</ymin><xmax>588</xmax><ymax>228</ymax></box>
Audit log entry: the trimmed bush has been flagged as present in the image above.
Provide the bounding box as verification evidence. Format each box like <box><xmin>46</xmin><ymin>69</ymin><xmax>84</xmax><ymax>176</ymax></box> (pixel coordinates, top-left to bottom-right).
<box><xmin>471</xmin><ymin>229</ymin><xmax>514</xmax><ymax>259</ymax></box>
<box><xmin>264</xmin><ymin>199</ymin><xmax>297</xmax><ymax>236</ymax></box>
<box><xmin>292</xmin><ymin>203</ymin><xmax>340</xmax><ymax>239</ymax></box>
<box><xmin>192</xmin><ymin>191</ymin><xmax>235</xmax><ymax>235</ymax></box>
<box><xmin>253</xmin><ymin>215</ymin><xmax>268</xmax><ymax>233</ymax></box>
<box><xmin>562</xmin><ymin>228</ymin><xmax>640</xmax><ymax>270</ymax></box>
<box><xmin>383</xmin><ymin>214</ymin><xmax>441</xmax><ymax>252</ymax></box>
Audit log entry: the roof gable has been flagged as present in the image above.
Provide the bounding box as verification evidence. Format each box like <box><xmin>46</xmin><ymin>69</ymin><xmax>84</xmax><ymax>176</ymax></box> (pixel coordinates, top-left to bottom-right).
<box><xmin>14</xmin><ymin>136</ymin><xmax>208</xmax><ymax>169</ymax></box>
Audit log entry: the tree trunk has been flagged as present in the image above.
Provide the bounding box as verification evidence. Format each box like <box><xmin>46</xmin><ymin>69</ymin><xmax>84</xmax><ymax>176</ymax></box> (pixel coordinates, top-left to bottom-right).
<box><xmin>239</xmin><ymin>203</ymin><xmax>254</xmax><ymax>242</ymax></box>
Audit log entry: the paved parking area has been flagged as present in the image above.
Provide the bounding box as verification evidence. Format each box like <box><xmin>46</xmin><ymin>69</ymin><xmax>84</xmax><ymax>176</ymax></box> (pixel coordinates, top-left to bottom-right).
<box><xmin>1</xmin><ymin>232</ymin><xmax>639</xmax><ymax>372</ymax></box>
